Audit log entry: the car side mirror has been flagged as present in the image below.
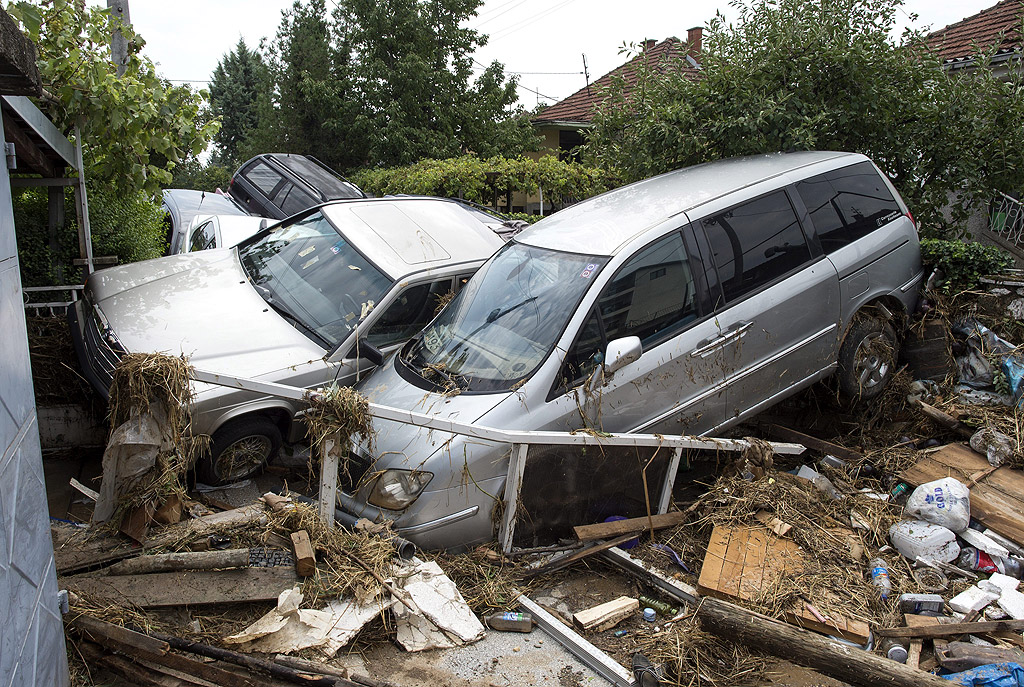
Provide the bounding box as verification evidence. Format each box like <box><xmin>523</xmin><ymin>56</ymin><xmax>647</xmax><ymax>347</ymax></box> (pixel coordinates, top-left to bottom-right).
<box><xmin>604</xmin><ymin>336</ymin><xmax>642</xmax><ymax>376</ymax></box>
<box><xmin>347</xmin><ymin>338</ymin><xmax>384</xmax><ymax>367</ymax></box>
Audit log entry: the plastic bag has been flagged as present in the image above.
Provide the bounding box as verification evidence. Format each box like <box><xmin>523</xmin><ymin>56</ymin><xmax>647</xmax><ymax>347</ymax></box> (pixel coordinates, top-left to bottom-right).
<box><xmin>971</xmin><ymin>428</ymin><xmax>1016</xmax><ymax>467</ymax></box>
<box><xmin>1003</xmin><ymin>355</ymin><xmax>1024</xmax><ymax>409</ymax></box>
<box><xmin>942</xmin><ymin>662</ymin><xmax>1024</xmax><ymax>687</ymax></box>
<box><xmin>905</xmin><ymin>477</ymin><xmax>971</xmax><ymax>533</ymax></box>
<box><xmin>953</xmin><ymin>319</ymin><xmax>1016</xmax><ymax>389</ymax></box>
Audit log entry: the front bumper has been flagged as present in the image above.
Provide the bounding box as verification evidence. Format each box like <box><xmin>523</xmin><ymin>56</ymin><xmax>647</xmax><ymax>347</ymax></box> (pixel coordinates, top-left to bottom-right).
<box><xmin>67</xmin><ymin>298</ymin><xmax>121</xmax><ymax>400</ymax></box>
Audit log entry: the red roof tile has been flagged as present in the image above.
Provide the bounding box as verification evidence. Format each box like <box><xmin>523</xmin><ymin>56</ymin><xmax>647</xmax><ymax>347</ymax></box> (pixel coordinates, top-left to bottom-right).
<box><xmin>533</xmin><ymin>38</ymin><xmax>701</xmax><ymax>125</ymax></box>
<box><xmin>925</xmin><ymin>0</ymin><xmax>1023</xmax><ymax>62</ymax></box>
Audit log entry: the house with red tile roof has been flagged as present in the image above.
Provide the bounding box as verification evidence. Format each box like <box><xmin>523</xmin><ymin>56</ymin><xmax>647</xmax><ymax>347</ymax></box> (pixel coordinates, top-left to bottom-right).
<box><xmin>925</xmin><ymin>0</ymin><xmax>1023</xmax><ymax>76</ymax></box>
<box><xmin>530</xmin><ymin>28</ymin><xmax>704</xmax><ymax>164</ymax></box>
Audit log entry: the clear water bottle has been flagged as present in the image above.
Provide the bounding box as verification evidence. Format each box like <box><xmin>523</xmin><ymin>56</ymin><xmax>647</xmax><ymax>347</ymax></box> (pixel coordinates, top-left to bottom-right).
<box><xmin>869</xmin><ymin>558</ymin><xmax>891</xmax><ymax>600</ymax></box>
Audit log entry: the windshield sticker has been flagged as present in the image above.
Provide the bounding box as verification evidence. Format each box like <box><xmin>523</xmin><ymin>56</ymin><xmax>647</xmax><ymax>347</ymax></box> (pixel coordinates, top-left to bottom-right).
<box><xmin>330</xmin><ymin>240</ymin><xmax>345</xmax><ymax>255</ymax></box>
<box><xmin>348</xmin><ymin>265</ymin><xmax>361</xmax><ymax>270</ymax></box>
<box><xmin>344</xmin><ymin>312</ymin><xmax>355</xmax><ymax>322</ymax></box>
<box><xmin>298</xmin><ymin>246</ymin><xmax>315</xmax><ymax>258</ymax></box>
<box><xmin>301</xmin><ymin>255</ymin><xmax>319</xmax><ymax>270</ymax></box>
<box><xmin>580</xmin><ymin>263</ymin><xmax>598</xmax><ymax>278</ymax></box>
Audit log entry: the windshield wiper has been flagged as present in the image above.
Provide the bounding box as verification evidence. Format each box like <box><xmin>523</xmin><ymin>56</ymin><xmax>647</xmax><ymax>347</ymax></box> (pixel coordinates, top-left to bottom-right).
<box><xmin>486</xmin><ymin>296</ymin><xmax>537</xmax><ymax>323</ymax></box>
<box><xmin>255</xmin><ymin>286</ymin><xmax>332</xmax><ymax>349</ymax></box>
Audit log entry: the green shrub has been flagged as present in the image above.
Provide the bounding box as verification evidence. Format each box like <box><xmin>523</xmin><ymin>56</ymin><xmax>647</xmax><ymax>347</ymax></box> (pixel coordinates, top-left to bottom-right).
<box><xmin>920</xmin><ymin>238</ymin><xmax>1014</xmax><ymax>291</ymax></box>
<box><xmin>88</xmin><ymin>187</ymin><xmax>167</xmax><ymax>264</ymax></box>
<box><xmin>505</xmin><ymin>212</ymin><xmax>544</xmax><ymax>224</ymax></box>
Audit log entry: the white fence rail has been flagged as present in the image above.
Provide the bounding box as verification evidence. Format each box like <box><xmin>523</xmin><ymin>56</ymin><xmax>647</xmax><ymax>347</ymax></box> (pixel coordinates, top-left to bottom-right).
<box><xmin>990</xmin><ymin>193</ymin><xmax>1024</xmax><ymax>252</ymax></box>
<box><xmin>22</xmin><ymin>284</ymin><xmax>83</xmax><ymax>316</ymax></box>
<box><xmin>191</xmin><ymin>368</ymin><xmax>805</xmax><ymax>551</ymax></box>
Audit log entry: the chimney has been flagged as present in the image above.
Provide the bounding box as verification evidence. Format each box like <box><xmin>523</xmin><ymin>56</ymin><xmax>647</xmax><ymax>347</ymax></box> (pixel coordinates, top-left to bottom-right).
<box><xmin>687</xmin><ymin>26</ymin><xmax>703</xmax><ymax>59</ymax></box>
<box><xmin>643</xmin><ymin>38</ymin><xmax>657</xmax><ymax>52</ymax></box>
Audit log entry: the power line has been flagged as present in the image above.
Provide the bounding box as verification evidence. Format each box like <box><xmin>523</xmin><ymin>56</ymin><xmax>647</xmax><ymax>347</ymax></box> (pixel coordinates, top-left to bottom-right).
<box><xmin>473</xmin><ymin>0</ymin><xmax>532</xmax><ymax>29</ymax></box>
<box><xmin>489</xmin><ymin>0</ymin><xmax>580</xmax><ymax>41</ymax></box>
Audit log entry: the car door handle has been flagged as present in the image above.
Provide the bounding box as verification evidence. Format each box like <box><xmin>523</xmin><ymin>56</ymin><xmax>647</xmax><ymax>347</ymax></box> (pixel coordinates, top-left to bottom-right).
<box><xmin>689</xmin><ymin>322</ymin><xmax>753</xmax><ymax>358</ymax></box>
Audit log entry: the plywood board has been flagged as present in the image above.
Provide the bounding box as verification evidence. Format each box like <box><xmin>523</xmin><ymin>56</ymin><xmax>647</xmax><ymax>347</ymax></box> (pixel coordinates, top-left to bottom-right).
<box><xmin>901</xmin><ymin>444</ymin><xmax>1024</xmax><ymax>544</ymax></box>
<box><xmin>64</xmin><ymin>567</ymin><xmax>298</xmax><ymax>607</ymax></box>
<box><xmin>698</xmin><ymin>524</ymin><xmax>870</xmax><ymax>643</ymax></box>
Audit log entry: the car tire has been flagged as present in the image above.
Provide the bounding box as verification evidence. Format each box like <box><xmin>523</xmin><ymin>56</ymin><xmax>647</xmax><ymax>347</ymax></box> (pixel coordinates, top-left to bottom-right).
<box><xmin>837</xmin><ymin>316</ymin><xmax>899</xmax><ymax>402</ymax></box>
<box><xmin>196</xmin><ymin>416</ymin><xmax>282</xmax><ymax>486</ymax></box>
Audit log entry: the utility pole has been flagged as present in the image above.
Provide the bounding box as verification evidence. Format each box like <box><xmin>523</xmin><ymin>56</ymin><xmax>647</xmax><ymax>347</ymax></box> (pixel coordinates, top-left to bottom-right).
<box><xmin>583</xmin><ymin>54</ymin><xmax>590</xmax><ymax>96</ymax></box>
<box><xmin>107</xmin><ymin>0</ymin><xmax>130</xmax><ymax>77</ymax></box>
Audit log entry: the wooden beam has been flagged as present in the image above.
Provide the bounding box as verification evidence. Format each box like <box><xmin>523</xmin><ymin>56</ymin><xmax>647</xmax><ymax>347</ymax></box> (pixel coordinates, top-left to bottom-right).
<box><xmin>290</xmin><ymin>531</ymin><xmax>315</xmax><ymax>577</ymax></box>
<box><xmin>574</xmin><ymin>511</ymin><xmax>686</xmax><ymax>541</ymax></box>
<box><xmin>873</xmin><ymin>619</ymin><xmax>1024</xmax><ymax>639</ymax></box>
<box><xmin>524</xmin><ymin>533</ymin><xmax>636</xmax><ymax>578</ymax></box>
<box><xmin>572</xmin><ymin>596</ymin><xmax>639</xmax><ymax>632</ymax></box>
<box><xmin>72</xmin><ymin>615</ymin><xmax>170</xmax><ymax>656</ymax></box>
<box><xmin>2</xmin><ymin>110</ymin><xmax>55</xmax><ymax>176</ymax></box>
<box><xmin>64</xmin><ymin>567</ymin><xmax>298</xmax><ymax>607</ymax></box>
<box><xmin>10</xmin><ymin>176</ymin><xmax>77</xmax><ymax>187</ymax></box>
<box><xmin>765</xmin><ymin>425</ymin><xmax>864</xmax><ymax>463</ymax></box>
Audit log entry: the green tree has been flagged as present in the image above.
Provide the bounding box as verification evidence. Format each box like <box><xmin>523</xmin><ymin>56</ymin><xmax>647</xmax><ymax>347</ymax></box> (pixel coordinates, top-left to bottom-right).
<box><xmin>338</xmin><ymin>0</ymin><xmax>536</xmax><ymax>166</ymax></box>
<box><xmin>582</xmin><ymin>0</ymin><xmax>1024</xmax><ymax>235</ymax></box>
<box><xmin>209</xmin><ymin>38</ymin><xmax>268</xmax><ymax>166</ymax></box>
<box><xmin>6</xmin><ymin>0</ymin><xmax>217</xmax><ymax>195</ymax></box>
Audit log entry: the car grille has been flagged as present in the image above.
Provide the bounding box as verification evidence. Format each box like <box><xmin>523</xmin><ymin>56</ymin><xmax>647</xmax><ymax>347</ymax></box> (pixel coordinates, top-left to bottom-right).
<box><xmin>81</xmin><ymin>301</ymin><xmax>125</xmax><ymax>390</ymax></box>
<box><xmin>339</xmin><ymin>448</ymin><xmax>375</xmax><ymax>494</ymax></box>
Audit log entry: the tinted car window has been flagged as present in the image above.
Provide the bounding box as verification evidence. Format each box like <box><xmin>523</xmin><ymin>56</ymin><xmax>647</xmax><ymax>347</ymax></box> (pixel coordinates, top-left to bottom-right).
<box><xmin>560</xmin><ymin>232</ymin><xmax>697</xmax><ymax>389</ymax></box>
<box><xmin>275</xmin><ymin>183</ymin><xmax>316</xmax><ymax>217</ymax></box>
<box><xmin>796</xmin><ymin>161</ymin><xmax>902</xmax><ymax>252</ymax></box>
<box><xmin>702</xmin><ymin>190</ymin><xmax>810</xmax><ymax>304</ymax></box>
<box><xmin>366</xmin><ymin>279</ymin><xmax>454</xmax><ymax>348</ymax></box>
<box><xmin>277</xmin><ymin>156</ymin><xmax>363</xmax><ymax>200</ymax></box>
<box><xmin>190</xmin><ymin>221</ymin><xmax>215</xmax><ymax>252</ymax></box>
<box><xmin>245</xmin><ymin>161</ymin><xmax>283</xmax><ymax>196</ymax></box>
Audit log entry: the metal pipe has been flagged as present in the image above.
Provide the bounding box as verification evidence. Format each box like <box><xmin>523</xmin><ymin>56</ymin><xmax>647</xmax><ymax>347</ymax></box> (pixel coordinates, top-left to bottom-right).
<box><xmin>280</xmin><ymin>490</ymin><xmax>416</xmax><ymax>560</ymax></box>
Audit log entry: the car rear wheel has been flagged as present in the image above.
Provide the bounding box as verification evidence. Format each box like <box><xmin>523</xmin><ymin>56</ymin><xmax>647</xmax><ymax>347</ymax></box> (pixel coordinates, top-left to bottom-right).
<box><xmin>837</xmin><ymin>316</ymin><xmax>898</xmax><ymax>401</ymax></box>
<box><xmin>196</xmin><ymin>417</ymin><xmax>282</xmax><ymax>486</ymax></box>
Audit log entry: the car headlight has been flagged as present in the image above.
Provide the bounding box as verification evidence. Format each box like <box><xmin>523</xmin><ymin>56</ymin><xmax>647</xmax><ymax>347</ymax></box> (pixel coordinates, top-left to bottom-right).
<box><xmin>367</xmin><ymin>469</ymin><xmax>433</xmax><ymax>510</ymax></box>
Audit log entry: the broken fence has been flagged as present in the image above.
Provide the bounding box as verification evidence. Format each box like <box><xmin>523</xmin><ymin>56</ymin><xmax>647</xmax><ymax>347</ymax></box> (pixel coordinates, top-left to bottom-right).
<box><xmin>190</xmin><ymin>369</ymin><xmax>806</xmax><ymax>553</ymax></box>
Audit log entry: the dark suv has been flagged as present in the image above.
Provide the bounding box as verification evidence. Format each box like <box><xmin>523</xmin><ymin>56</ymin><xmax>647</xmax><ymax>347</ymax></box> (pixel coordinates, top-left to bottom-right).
<box><xmin>229</xmin><ymin>153</ymin><xmax>365</xmax><ymax>220</ymax></box>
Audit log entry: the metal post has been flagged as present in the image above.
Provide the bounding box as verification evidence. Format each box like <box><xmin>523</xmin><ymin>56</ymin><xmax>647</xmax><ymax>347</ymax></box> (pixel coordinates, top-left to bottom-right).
<box><xmin>498</xmin><ymin>443</ymin><xmax>530</xmax><ymax>553</ymax></box>
<box><xmin>71</xmin><ymin>124</ymin><xmax>93</xmax><ymax>275</ymax></box>
<box><xmin>657</xmin><ymin>447</ymin><xmax>684</xmax><ymax>514</ymax></box>
<box><xmin>318</xmin><ymin>431</ymin><xmax>340</xmax><ymax>526</ymax></box>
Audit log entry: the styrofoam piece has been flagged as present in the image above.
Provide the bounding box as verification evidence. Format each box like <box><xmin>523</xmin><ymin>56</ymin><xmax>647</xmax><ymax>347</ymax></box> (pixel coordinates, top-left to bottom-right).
<box><xmin>984</xmin><ymin>529</ymin><xmax>1024</xmax><ymax>557</ymax></box>
<box><xmin>986</xmin><ymin>572</ymin><xmax>1020</xmax><ymax>594</ymax></box>
<box><xmin>889</xmin><ymin>520</ymin><xmax>961</xmax><ymax>563</ymax></box>
<box><xmin>998</xmin><ymin>588</ymin><xmax>1024</xmax><ymax>620</ymax></box>
<box><xmin>949</xmin><ymin>585</ymin><xmax>999</xmax><ymax>614</ymax></box>
<box><xmin>960</xmin><ymin>528</ymin><xmax>1011</xmax><ymax>558</ymax></box>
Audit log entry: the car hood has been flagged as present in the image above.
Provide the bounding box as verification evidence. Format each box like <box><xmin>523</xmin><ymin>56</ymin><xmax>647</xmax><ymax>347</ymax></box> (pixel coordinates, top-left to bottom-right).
<box><xmin>88</xmin><ymin>249</ymin><xmax>327</xmax><ymax>378</ymax></box>
<box><xmin>357</xmin><ymin>356</ymin><xmax>510</xmax><ymax>478</ymax></box>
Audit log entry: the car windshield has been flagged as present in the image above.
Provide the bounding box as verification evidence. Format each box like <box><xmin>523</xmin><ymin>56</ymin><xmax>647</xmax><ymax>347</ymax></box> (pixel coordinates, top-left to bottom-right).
<box><xmin>237</xmin><ymin>211</ymin><xmax>392</xmax><ymax>349</ymax></box>
<box><xmin>403</xmin><ymin>242</ymin><xmax>606</xmax><ymax>392</ymax></box>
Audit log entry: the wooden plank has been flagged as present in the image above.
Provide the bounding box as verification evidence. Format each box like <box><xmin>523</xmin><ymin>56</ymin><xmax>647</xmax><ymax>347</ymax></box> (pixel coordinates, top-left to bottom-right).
<box><xmin>290</xmin><ymin>530</ymin><xmax>315</xmax><ymax>577</ymax></box>
<box><xmin>572</xmin><ymin>596</ymin><xmax>639</xmax><ymax>632</ymax></box>
<box><xmin>52</xmin><ymin>526</ymin><xmax>136</xmax><ymax>574</ymax></box>
<box><xmin>72</xmin><ymin>615</ymin><xmax>170</xmax><ymax>655</ymax></box>
<box><xmin>319</xmin><ymin>432</ymin><xmax>340</xmax><ymax>526</ymax></box>
<box><xmin>874</xmin><ymin>619</ymin><xmax>1024</xmax><ymax>639</ymax></box>
<box><xmin>697</xmin><ymin>524</ymin><xmax>870</xmax><ymax>643</ymax></box>
<box><xmin>937</xmin><ymin>642</ymin><xmax>1024</xmax><ymax>672</ymax></box>
<box><xmin>64</xmin><ymin>567</ymin><xmax>298</xmax><ymax>608</ymax></box>
<box><xmin>573</xmin><ymin>511</ymin><xmax>686</xmax><ymax>541</ymax></box>
<box><xmin>765</xmin><ymin>425</ymin><xmax>863</xmax><ymax>463</ymax></box>
<box><xmin>901</xmin><ymin>444</ymin><xmax>1024</xmax><ymax>544</ymax></box>
<box><xmin>69</xmin><ymin>477</ymin><xmax>99</xmax><ymax>501</ymax></box>
<box><xmin>524</xmin><ymin>534</ymin><xmax>637</xmax><ymax>578</ymax></box>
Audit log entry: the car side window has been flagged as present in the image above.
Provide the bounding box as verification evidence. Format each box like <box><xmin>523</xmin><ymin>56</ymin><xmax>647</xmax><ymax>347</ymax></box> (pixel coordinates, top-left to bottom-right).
<box><xmin>245</xmin><ymin>161</ymin><xmax>283</xmax><ymax>197</ymax></box>
<box><xmin>796</xmin><ymin>161</ymin><xmax>903</xmax><ymax>253</ymax></box>
<box><xmin>365</xmin><ymin>278</ymin><xmax>455</xmax><ymax>348</ymax></box>
<box><xmin>189</xmin><ymin>221</ymin><xmax>215</xmax><ymax>252</ymax></box>
<box><xmin>702</xmin><ymin>190</ymin><xmax>811</xmax><ymax>305</ymax></box>
<box><xmin>275</xmin><ymin>182</ymin><xmax>316</xmax><ymax>217</ymax></box>
<box><xmin>558</xmin><ymin>232</ymin><xmax>696</xmax><ymax>390</ymax></box>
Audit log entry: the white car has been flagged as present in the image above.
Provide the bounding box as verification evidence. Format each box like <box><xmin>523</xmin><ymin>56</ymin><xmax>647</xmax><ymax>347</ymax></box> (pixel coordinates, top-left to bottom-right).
<box><xmin>180</xmin><ymin>214</ymin><xmax>270</xmax><ymax>253</ymax></box>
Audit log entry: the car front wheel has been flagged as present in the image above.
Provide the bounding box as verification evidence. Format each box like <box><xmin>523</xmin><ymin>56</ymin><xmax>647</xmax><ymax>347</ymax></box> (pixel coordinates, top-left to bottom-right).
<box><xmin>196</xmin><ymin>416</ymin><xmax>282</xmax><ymax>486</ymax></box>
<box><xmin>837</xmin><ymin>316</ymin><xmax>898</xmax><ymax>401</ymax></box>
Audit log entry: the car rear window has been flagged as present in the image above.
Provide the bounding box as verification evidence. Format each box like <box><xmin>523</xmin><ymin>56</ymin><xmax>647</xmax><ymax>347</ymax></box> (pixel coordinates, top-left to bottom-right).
<box><xmin>796</xmin><ymin>161</ymin><xmax>903</xmax><ymax>253</ymax></box>
<box><xmin>276</xmin><ymin>156</ymin><xmax>363</xmax><ymax>200</ymax></box>
<box><xmin>701</xmin><ymin>190</ymin><xmax>811</xmax><ymax>305</ymax></box>
<box><xmin>243</xmin><ymin>161</ymin><xmax>283</xmax><ymax>196</ymax></box>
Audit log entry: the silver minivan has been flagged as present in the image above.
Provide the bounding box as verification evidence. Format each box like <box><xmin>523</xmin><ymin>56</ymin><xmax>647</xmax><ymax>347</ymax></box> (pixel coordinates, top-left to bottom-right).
<box><xmin>341</xmin><ymin>152</ymin><xmax>923</xmax><ymax>550</ymax></box>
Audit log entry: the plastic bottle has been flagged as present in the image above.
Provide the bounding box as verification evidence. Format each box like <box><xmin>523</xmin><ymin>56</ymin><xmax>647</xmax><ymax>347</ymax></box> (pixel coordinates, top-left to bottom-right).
<box><xmin>638</xmin><ymin>595</ymin><xmax>679</xmax><ymax>617</ymax></box>
<box><xmin>484</xmin><ymin>612</ymin><xmax>534</xmax><ymax>632</ymax></box>
<box><xmin>869</xmin><ymin>558</ymin><xmax>891</xmax><ymax>600</ymax></box>
<box><xmin>880</xmin><ymin>638</ymin><xmax>908</xmax><ymax>663</ymax></box>
<box><xmin>958</xmin><ymin>546</ymin><xmax>1024</xmax><ymax>578</ymax></box>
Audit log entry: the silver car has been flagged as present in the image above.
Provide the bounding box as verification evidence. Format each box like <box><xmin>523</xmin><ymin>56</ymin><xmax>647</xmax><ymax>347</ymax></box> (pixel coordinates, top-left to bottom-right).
<box><xmin>70</xmin><ymin>197</ymin><xmax>507</xmax><ymax>484</ymax></box>
<box><xmin>344</xmin><ymin>151</ymin><xmax>923</xmax><ymax>551</ymax></box>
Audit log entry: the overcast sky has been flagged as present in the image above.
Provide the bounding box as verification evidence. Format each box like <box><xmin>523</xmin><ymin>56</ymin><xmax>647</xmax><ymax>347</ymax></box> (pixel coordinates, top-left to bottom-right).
<box><xmin>131</xmin><ymin>0</ymin><xmax>996</xmax><ymax>109</ymax></box>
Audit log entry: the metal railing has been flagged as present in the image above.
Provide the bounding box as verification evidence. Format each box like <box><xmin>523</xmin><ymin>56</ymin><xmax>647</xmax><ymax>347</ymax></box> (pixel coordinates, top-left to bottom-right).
<box><xmin>990</xmin><ymin>192</ymin><xmax>1024</xmax><ymax>251</ymax></box>
<box><xmin>22</xmin><ymin>285</ymin><xmax>83</xmax><ymax>317</ymax></box>
<box><xmin>191</xmin><ymin>369</ymin><xmax>806</xmax><ymax>551</ymax></box>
